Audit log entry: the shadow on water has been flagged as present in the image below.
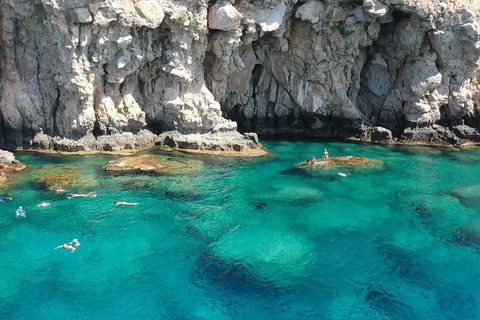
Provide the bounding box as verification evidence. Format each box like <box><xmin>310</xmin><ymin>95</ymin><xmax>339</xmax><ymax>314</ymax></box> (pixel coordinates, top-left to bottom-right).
<box><xmin>375</xmin><ymin>241</ymin><xmax>428</xmax><ymax>284</ymax></box>
<box><xmin>363</xmin><ymin>286</ymin><xmax>417</xmax><ymax>319</ymax></box>
<box><xmin>279</xmin><ymin>167</ymin><xmax>314</xmax><ymax>178</ymax></box>
<box><xmin>451</xmin><ymin>225</ymin><xmax>480</xmax><ymax>251</ymax></box>
<box><xmin>191</xmin><ymin>253</ymin><xmax>290</xmax><ymax>297</ymax></box>
<box><xmin>374</xmin><ymin>239</ymin><xmax>480</xmax><ymax>319</ymax></box>
<box><xmin>164</xmin><ymin>189</ymin><xmax>204</xmax><ymax>202</ymax></box>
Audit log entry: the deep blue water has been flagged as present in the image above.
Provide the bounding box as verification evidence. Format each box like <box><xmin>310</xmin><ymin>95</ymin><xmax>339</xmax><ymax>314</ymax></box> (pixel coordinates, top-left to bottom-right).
<box><xmin>1</xmin><ymin>138</ymin><xmax>480</xmax><ymax>319</ymax></box>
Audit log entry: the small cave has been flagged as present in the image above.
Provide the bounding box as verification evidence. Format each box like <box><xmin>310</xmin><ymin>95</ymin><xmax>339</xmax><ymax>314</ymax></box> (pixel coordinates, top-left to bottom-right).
<box><xmin>356</xmin><ymin>10</ymin><xmax>415</xmax><ymax>135</ymax></box>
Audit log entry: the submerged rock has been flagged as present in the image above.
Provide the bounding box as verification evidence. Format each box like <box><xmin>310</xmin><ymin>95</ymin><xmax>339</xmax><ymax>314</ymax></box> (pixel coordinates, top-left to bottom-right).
<box><xmin>34</xmin><ymin>164</ymin><xmax>95</xmax><ymax>191</ymax></box>
<box><xmin>448</xmin><ymin>185</ymin><xmax>480</xmax><ymax>203</ymax></box>
<box><xmin>453</xmin><ymin>222</ymin><xmax>480</xmax><ymax>250</ymax></box>
<box><xmin>256</xmin><ymin>186</ymin><xmax>323</xmax><ymax>205</ymax></box>
<box><xmin>295</xmin><ymin>156</ymin><xmax>385</xmax><ymax>172</ymax></box>
<box><xmin>211</xmin><ymin>226</ymin><xmax>314</xmax><ymax>287</ymax></box>
<box><xmin>103</xmin><ymin>154</ymin><xmax>204</xmax><ymax>175</ymax></box>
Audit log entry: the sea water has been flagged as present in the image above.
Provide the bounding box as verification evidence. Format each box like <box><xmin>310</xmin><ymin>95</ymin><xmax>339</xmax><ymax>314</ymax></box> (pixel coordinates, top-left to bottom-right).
<box><xmin>1</xmin><ymin>138</ymin><xmax>480</xmax><ymax>319</ymax></box>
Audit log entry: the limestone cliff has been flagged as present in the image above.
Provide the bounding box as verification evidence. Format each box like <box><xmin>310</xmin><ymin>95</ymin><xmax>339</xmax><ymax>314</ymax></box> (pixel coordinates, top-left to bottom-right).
<box><xmin>0</xmin><ymin>0</ymin><xmax>479</xmax><ymax>150</ymax></box>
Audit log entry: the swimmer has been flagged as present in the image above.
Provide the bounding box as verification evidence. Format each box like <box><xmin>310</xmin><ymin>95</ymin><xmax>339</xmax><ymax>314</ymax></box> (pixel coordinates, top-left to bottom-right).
<box><xmin>56</xmin><ymin>185</ymin><xmax>65</xmax><ymax>193</ymax></box>
<box><xmin>0</xmin><ymin>196</ymin><xmax>12</xmax><ymax>202</ymax></box>
<box><xmin>38</xmin><ymin>202</ymin><xmax>50</xmax><ymax>207</ymax></box>
<box><xmin>338</xmin><ymin>173</ymin><xmax>348</xmax><ymax>177</ymax></box>
<box><xmin>67</xmin><ymin>193</ymin><xmax>97</xmax><ymax>199</ymax></box>
<box><xmin>114</xmin><ymin>201</ymin><xmax>139</xmax><ymax>206</ymax></box>
<box><xmin>54</xmin><ymin>238</ymin><xmax>80</xmax><ymax>253</ymax></box>
<box><xmin>16</xmin><ymin>206</ymin><xmax>26</xmax><ymax>217</ymax></box>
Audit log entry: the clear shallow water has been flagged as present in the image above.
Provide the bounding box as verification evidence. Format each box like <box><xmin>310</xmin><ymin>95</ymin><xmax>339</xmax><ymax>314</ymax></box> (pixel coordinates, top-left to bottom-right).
<box><xmin>1</xmin><ymin>139</ymin><xmax>480</xmax><ymax>319</ymax></box>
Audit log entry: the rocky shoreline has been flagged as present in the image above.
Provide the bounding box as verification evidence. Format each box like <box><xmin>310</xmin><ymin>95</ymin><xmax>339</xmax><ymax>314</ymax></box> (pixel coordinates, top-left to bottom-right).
<box><xmin>1</xmin><ymin>0</ymin><xmax>480</xmax><ymax>152</ymax></box>
<box><xmin>0</xmin><ymin>150</ymin><xmax>28</xmax><ymax>184</ymax></box>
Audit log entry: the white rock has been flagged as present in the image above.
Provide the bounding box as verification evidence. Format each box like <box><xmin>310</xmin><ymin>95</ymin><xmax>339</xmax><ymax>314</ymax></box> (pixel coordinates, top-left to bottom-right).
<box><xmin>295</xmin><ymin>0</ymin><xmax>323</xmax><ymax>24</ymax></box>
<box><xmin>72</xmin><ymin>8</ymin><xmax>92</xmax><ymax>24</ymax></box>
<box><xmin>208</xmin><ymin>2</ymin><xmax>243</xmax><ymax>31</ymax></box>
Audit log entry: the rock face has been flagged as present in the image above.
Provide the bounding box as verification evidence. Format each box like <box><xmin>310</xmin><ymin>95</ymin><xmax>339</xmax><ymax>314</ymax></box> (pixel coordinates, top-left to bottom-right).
<box><xmin>0</xmin><ymin>149</ymin><xmax>27</xmax><ymax>184</ymax></box>
<box><xmin>0</xmin><ymin>0</ymin><xmax>480</xmax><ymax>149</ymax></box>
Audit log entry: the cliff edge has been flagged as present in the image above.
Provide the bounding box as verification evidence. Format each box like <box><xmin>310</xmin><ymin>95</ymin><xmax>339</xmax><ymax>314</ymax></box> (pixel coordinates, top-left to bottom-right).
<box><xmin>1</xmin><ymin>0</ymin><xmax>480</xmax><ymax>150</ymax></box>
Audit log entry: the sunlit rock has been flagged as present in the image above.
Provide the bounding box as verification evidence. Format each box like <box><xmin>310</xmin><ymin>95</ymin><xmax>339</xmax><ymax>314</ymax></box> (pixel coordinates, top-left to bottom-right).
<box><xmin>104</xmin><ymin>155</ymin><xmax>167</xmax><ymax>173</ymax></box>
<box><xmin>0</xmin><ymin>149</ymin><xmax>28</xmax><ymax>185</ymax></box>
<box><xmin>104</xmin><ymin>154</ymin><xmax>204</xmax><ymax>175</ymax></box>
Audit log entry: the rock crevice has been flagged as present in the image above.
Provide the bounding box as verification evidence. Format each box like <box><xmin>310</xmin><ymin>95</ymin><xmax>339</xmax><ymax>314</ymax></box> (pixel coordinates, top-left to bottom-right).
<box><xmin>0</xmin><ymin>0</ymin><xmax>480</xmax><ymax>149</ymax></box>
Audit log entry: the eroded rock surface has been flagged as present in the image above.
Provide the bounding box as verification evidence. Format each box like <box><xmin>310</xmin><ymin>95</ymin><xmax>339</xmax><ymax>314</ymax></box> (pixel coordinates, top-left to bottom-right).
<box><xmin>103</xmin><ymin>154</ymin><xmax>204</xmax><ymax>174</ymax></box>
<box><xmin>0</xmin><ymin>149</ymin><xmax>27</xmax><ymax>184</ymax></box>
<box><xmin>295</xmin><ymin>156</ymin><xmax>385</xmax><ymax>171</ymax></box>
<box><xmin>0</xmin><ymin>0</ymin><xmax>479</xmax><ymax>148</ymax></box>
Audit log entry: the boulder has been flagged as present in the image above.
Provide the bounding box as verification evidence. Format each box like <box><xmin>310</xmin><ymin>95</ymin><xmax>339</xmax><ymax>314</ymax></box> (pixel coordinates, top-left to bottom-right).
<box><xmin>371</xmin><ymin>126</ymin><xmax>393</xmax><ymax>142</ymax></box>
<box><xmin>157</xmin><ymin>130</ymin><xmax>269</xmax><ymax>157</ymax></box>
<box><xmin>0</xmin><ymin>149</ymin><xmax>27</xmax><ymax>185</ymax></box>
<box><xmin>208</xmin><ymin>2</ymin><xmax>243</xmax><ymax>31</ymax></box>
<box><xmin>71</xmin><ymin>8</ymin><xmax>92</xmax><ymax>24</ymax></box>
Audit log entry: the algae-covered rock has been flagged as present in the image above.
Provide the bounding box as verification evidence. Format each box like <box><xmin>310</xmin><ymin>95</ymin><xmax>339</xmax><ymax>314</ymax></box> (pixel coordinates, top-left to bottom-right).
<box><xmin>104</xmin><ymin>154</ymin><xmax>204</xmax><ymax>175</ymax></box>
<box><xmin>295</xmin><ymin>156</ymin><xmax>385</xmax><ymax>173</ymax></box>
<box><xmin>211</xmin><ymin>226</ymin><xmax>314</xmax><ymax>286</ymax></box>
<box><xmin>104</xmin><ymin>155</ymin><xmax>167</xmax><ymax>173</ymax></box>
<box><xmin>35</xmin><ymin>165</ymin><xmax>88</xmax><ymax>190</ymax></box>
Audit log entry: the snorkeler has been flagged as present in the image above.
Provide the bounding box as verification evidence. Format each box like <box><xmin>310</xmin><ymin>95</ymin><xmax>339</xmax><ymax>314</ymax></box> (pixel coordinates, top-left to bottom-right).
<box><xmin>16</xmin><ymin>206</ymin><xmax>26</xmax><ymax>217</ymax></box>
<box><xmin>114</xmin><ymin>201</ymin><xmax>139</xmax><ymax>206</ymax></box>
<box><xmin>67</xmin><ymin>193</ymin><xmax>97</xmax><ymax>199</ymax></box>
<box><xmin>0</xmin><ymin>196</ymin><xmax>12</xmax><ymax>202</ymax></box>
<box><xmin>54</xmin><ymin>239</ymin><xmax>80</xmax><ymax>253</ymax></box>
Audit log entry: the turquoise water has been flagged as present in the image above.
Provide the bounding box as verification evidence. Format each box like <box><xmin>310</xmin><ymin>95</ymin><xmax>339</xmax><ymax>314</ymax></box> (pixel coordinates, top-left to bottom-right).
<box><xmin>1</xmin><ymin>138</ymin><xmax>480</xmax><ymax>319</ymax></box>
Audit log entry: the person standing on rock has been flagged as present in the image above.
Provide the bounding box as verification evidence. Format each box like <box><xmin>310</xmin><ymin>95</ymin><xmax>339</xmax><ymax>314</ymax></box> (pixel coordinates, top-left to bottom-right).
<box><xmin>323</xmin><ymin>149</ymin><xmax>329</xmax><ymax>159</ymax></box>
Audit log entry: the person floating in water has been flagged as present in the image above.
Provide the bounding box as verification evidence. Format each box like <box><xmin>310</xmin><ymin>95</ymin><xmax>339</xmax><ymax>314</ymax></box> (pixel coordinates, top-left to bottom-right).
<box><xmin>38</xmin><ymin>202</ymin><xmax>50</xmax><ymax>207</ymax></box>
<box><xmin>56</xmin><ymin>185</ymin><xmax>65</xmax><ymax>193</ymax></box>
<box><xmin>323</xmin><ymin>149</ymin><xmax>329</xmax><ymax>159</ymax></box>
<box><xmin>114</xmin><ymin>201</ymin><xmax>139</xmax><ymax>206</ymax></box>
<box><xmin>54</xmin><ymin>239</ymin><xmax>80</xmax><ymax>253</ymax></box>
<box><xmin>0</xmin><ymin>196</ymin><xmax>12</xmax><ymax>202</ymax></box>
<box><xmin>16</xmin><ymin>206</ymin><xmax>26</xmax><ymax>217</ymax></box>
<box><xmin>67</xmin><ymin>192</ymin><xmax>97</xmax><ymax>199</ymax></box>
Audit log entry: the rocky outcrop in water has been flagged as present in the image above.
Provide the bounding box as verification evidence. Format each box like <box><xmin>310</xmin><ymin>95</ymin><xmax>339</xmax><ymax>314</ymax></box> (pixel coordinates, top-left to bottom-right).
<box><xmin>0</xmin><ymin>149</ymin><xmax>27</xmax><ymax>184</ymax></box>
<box><xmin>1</xmin><ymin>0</ymin><xmax>480</xmax><ymax>149</ymax></box>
